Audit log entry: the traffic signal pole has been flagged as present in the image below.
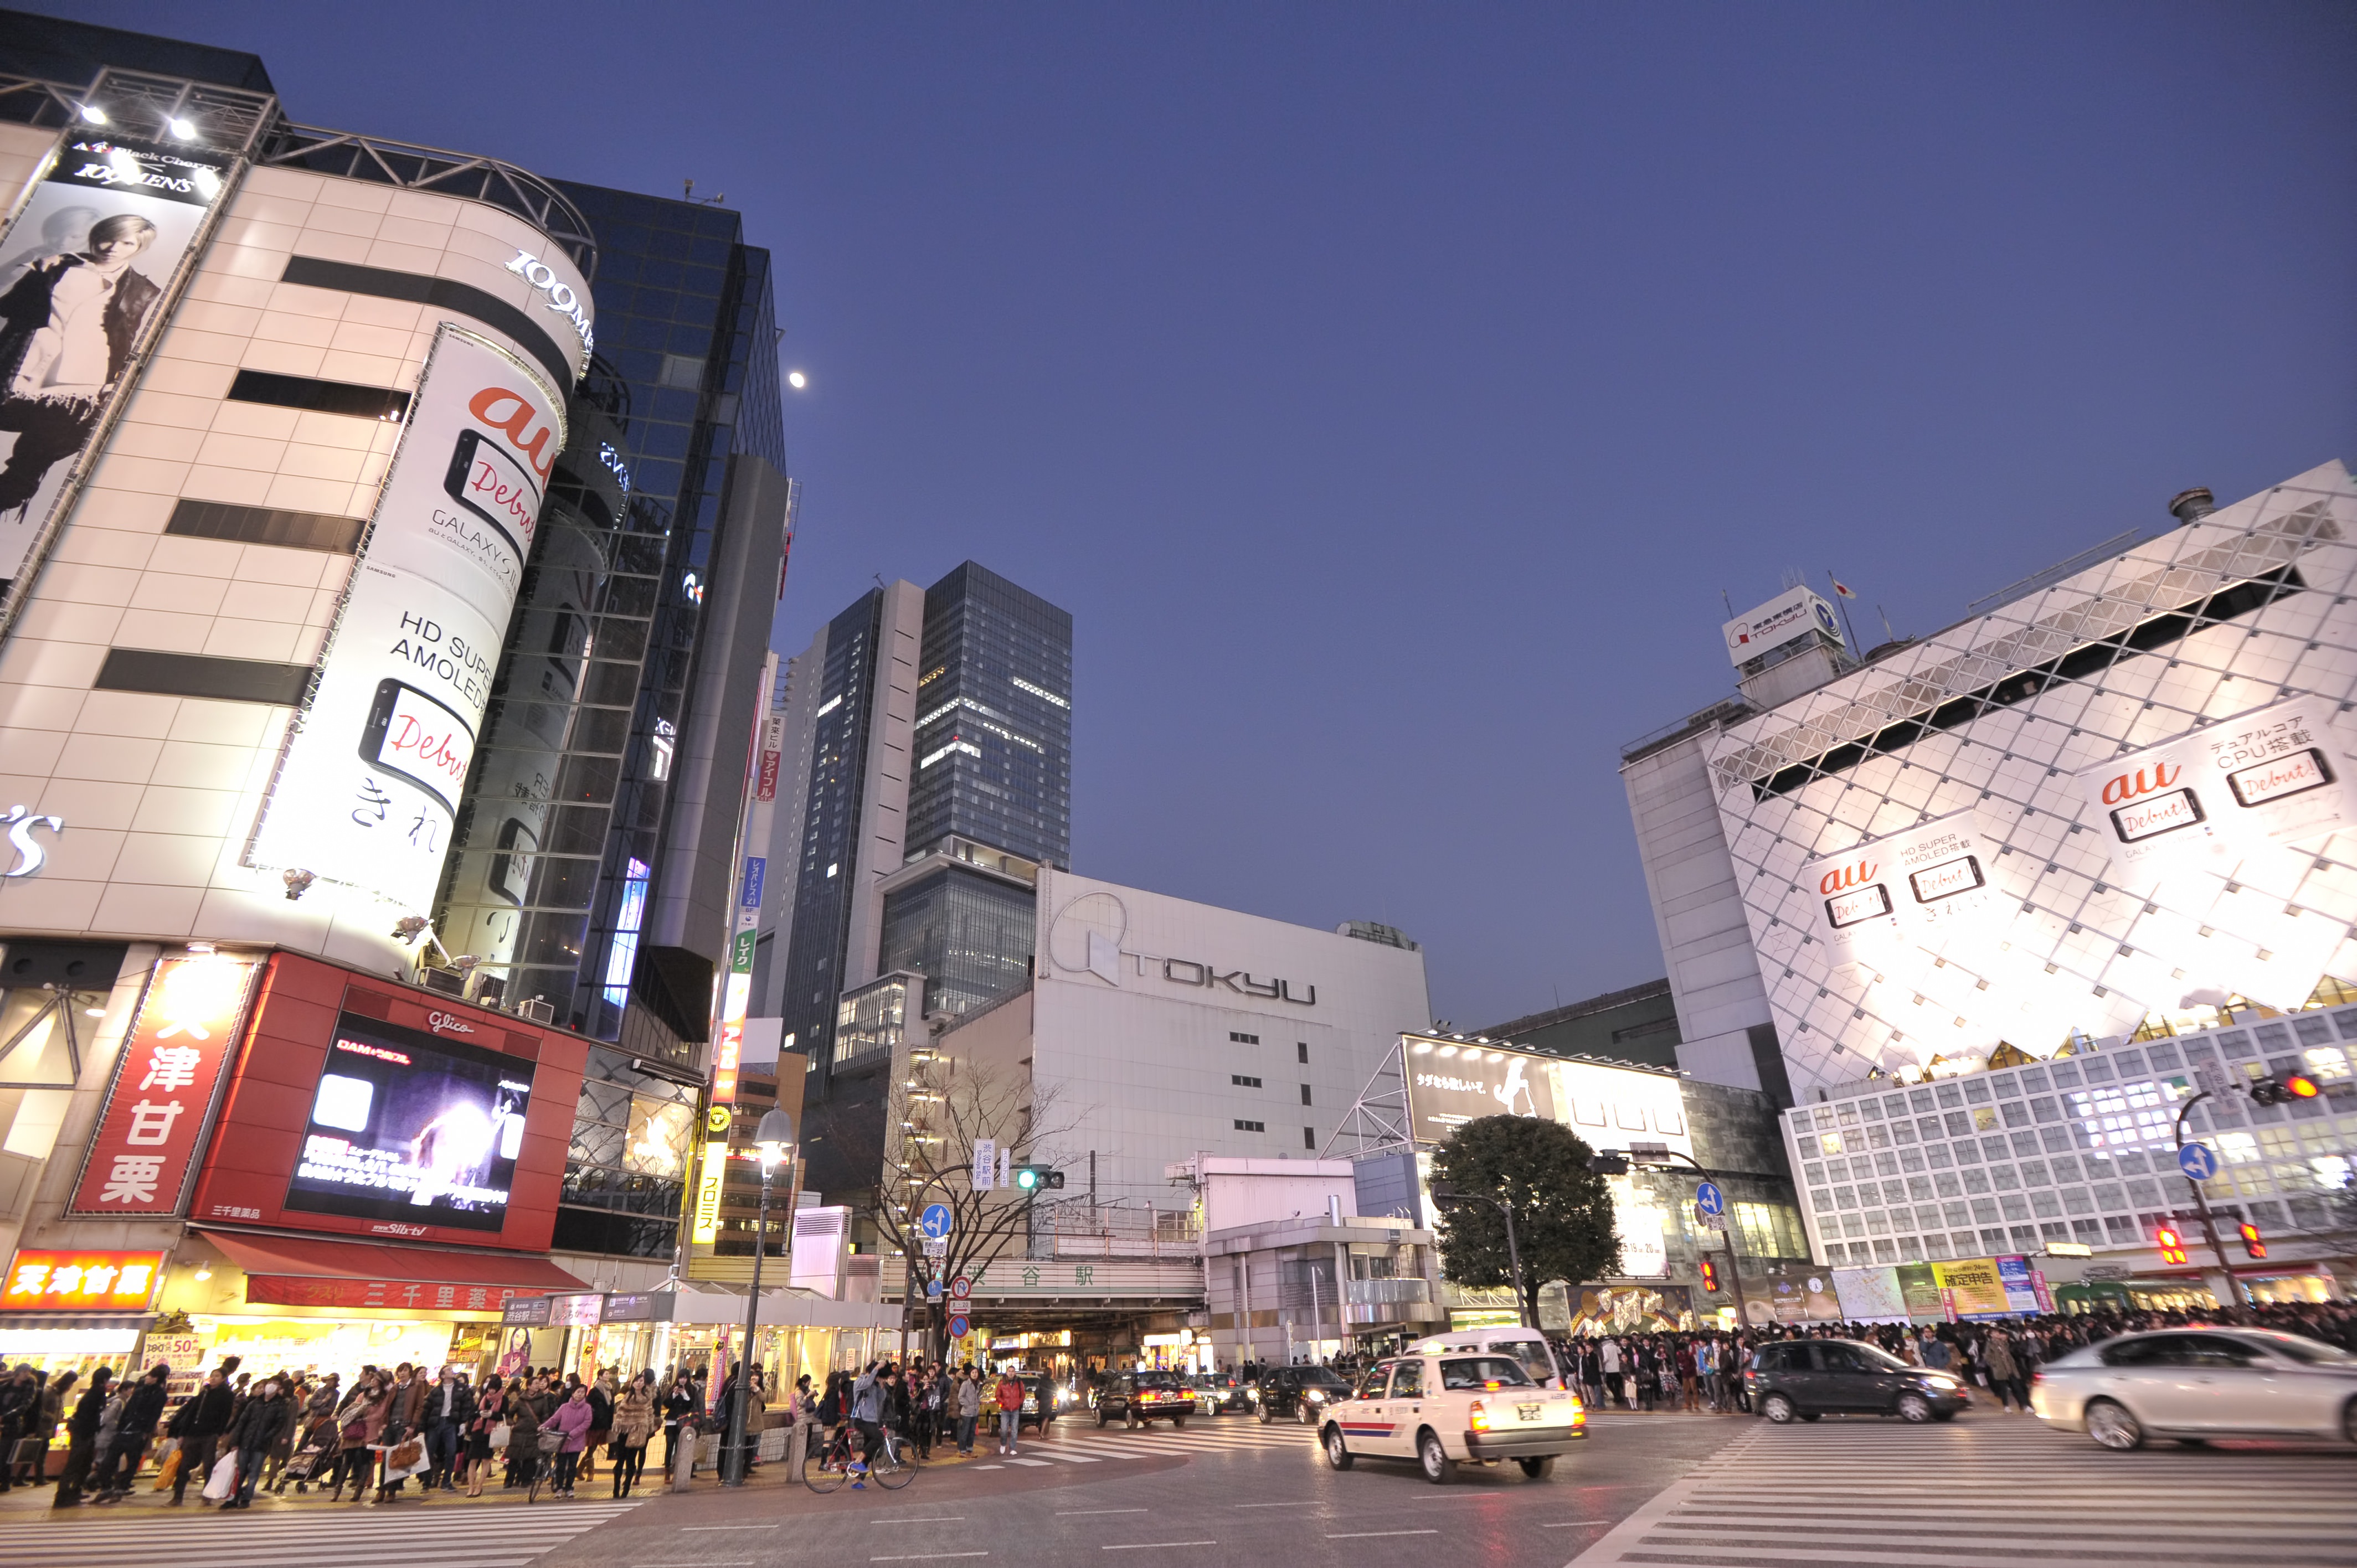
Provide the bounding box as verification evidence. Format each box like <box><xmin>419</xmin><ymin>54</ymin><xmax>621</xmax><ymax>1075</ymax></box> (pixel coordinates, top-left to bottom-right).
<box><xmin>2173</xmin><ymin>1091</ymin><xmax>2245</xmax><ymax>1312</ymax></box>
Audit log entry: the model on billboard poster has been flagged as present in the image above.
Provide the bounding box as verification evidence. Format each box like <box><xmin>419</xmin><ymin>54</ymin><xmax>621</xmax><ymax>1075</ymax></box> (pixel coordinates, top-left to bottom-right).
<box><xmin>0</xmin><ymin>136</ymin><xmax>228</xmax><ymax>586</ymax></box>
<box><xmin>284</xmin><ymin>1012</ymin><xmax>536</xmax><ymax>1232</ymax></box>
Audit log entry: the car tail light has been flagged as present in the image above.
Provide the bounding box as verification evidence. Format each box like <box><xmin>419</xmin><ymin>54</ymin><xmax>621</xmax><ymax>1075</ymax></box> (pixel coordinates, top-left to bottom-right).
<box><xmin>1572</xmin><ymin>1407</ymin><xmax>1586</xmax><ymax>1427</ymax></box>
<box><xmin>2030</xmin><ymin>1370</ymin><xmax>2042</xmax><ymax>1385</ymax></box>
<box><xmin>1468</xmin><ymin>1399</ymin><xmax>1491</xmax><ymax>1432</ymax></box>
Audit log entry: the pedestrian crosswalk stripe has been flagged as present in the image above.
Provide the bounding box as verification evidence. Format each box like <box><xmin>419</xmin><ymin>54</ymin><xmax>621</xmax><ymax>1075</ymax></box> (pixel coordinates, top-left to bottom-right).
<box><xmin>1567</xmin><ymin>1417</ymin><xmax>2357</xmax><ymax>1568</ymax></box>
<box><xmin>0</xmin><ymin>1498</ymin><xmax>640</xmax><ymax>1568</ymax></box>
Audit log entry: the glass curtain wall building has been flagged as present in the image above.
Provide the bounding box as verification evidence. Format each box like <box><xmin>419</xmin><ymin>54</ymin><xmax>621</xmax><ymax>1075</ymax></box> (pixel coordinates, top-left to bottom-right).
<box><xmin>906</xmin><ymin>562</ymin><xmax>1073</xmax><ymax>868</ymax></box>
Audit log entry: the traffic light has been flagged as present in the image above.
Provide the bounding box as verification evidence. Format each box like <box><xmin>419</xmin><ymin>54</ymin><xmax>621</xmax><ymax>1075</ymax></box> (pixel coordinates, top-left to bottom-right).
<box><xmin>2238</xmin><ymin>1221</ymin><xmax>2267</xmax><ymax>1261</ymax></box>
<box><xmin>1699</xmin><ymin>1257</ymin><xmax>1721</xmax><ymax>1293</ymax></box>
<box><xmin>2248</xmin><ymin>1071</ymin><xmax>2321</xmax><ymax>1107</ymax></box>
<box><xmin>1012</xmin><ymin>1164</ymin><xmax>1064</xmax><ymax>1192</ymax></box>
<box><xmin>2156</xmin><ymin>1224</ymin><xmax>2189</xmax><ymax>1265</ymax></box>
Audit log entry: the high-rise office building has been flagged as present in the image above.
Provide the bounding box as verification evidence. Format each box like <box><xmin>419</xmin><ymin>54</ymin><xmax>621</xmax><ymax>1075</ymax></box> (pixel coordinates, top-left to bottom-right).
<box><xmin>756</xmin><ymin>563</ymin><xmax>1069</xmax><ymax>1199</ymax></box>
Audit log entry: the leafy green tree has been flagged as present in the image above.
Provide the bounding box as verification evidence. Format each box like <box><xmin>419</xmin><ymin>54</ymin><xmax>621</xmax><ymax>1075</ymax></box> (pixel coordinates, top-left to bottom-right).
<box><xmin>1430</xmin><ymin>1115</ymin><xmax>1620</xmax><ymax>1325</ymax></box>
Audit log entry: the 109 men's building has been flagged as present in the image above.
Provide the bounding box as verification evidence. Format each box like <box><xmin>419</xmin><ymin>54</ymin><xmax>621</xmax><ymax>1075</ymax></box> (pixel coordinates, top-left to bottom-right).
<box><xmin>0</xmin><ymin>16</ymin><xmax>826</xmax><ymax>1393</ymax></box>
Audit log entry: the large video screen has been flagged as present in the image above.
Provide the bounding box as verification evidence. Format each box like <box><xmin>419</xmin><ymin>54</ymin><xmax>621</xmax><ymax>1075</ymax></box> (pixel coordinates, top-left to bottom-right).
<box><xmin>285</xmin><ymin>1013</ymin><xmax>535</xmax><ymax>1232</ymax></box>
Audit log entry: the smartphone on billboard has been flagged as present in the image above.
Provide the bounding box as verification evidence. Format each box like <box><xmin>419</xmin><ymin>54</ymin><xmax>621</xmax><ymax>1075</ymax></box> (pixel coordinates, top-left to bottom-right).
<box><xmin>442</xmin><ymin>428</ymin><xmax>542</xmax><ymax>563</ymax></box>
<box><xmin>488</xmin><ymin>816</ymin><xmax>539</xmax><ymax>905</ymax></box>
<box><xmin>357</xmin><ymin>677</ymin><xmax>477</xmax><ymax>812</ymax></box>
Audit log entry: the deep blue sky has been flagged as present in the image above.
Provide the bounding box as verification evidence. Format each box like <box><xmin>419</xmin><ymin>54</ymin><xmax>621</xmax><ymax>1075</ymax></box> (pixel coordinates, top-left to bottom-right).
<box><xmin>59</xmin><ymin>2</ymin><xmax>2357</xmax><ymax>1027</ymax></box>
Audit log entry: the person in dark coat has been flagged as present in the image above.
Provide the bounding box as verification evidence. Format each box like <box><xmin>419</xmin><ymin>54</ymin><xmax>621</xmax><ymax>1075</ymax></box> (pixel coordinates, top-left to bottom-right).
<box><xmin>52</xmin><ymin>1366</ymin><xmax>110</xmax><ymax>1507</ymax></box>
<box><xmin>223</xmin><ymin>1378</ymin><xmax>292</xmax><ymax>1509</ymax></box>
<box><xmin>0</xmin><ymin>1364</ymin><xmax>34</xmax><ymax>1493</ymax></box>
<box><xmin>92</xmin><ymin>1362</ymin><xmax>168</xmax><ymax>1502</ymax></box>
<box><xmin>167</xmin><ymin>1365</ymin><xmax>235</xmax><ymax>1505</ymax></box>
<box><xmin>420</xmin><ymin>1366</ymin><xmax>474</xmax><ymax>1492</ymax></box>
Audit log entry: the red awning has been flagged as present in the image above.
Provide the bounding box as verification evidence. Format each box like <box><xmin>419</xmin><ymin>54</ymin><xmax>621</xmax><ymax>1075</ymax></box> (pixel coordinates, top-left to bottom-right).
<box><xmin>198</xmin><ymin>1230</ymin><xmax>586</xmax><ymax>1292</ymax></box>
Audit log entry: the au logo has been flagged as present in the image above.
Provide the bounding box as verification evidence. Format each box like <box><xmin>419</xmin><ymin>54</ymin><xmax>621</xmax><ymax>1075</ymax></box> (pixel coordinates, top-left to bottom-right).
<box><xmin>706</xmin><ymin>1105</ymin><xmax>732</xmax><ymax>1135</ymax></box>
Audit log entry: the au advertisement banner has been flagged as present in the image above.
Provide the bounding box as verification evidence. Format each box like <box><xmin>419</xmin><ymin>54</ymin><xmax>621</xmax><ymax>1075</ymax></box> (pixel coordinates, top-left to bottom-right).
<box><xmin>1805</xmin><ymin>808</ymin><xmax>1999</xmax><ymax>969</ymax></box>
<box><xmin>2076</xmin><ymin>697</ymin><xmax>2357</xmax><ymax>886</ymax></box>
<box><xmin>250</xmin><ymin>326</ymin><xmax>565</xmax><ymax>910</ymax></box>
<box><xmin>0</xmin><ymin>135</ymin><xmax>231</xmax><ymax>585</ymax></box>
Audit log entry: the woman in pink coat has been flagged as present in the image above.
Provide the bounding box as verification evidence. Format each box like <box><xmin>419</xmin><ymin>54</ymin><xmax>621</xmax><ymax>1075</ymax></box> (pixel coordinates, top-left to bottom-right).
<box><xmin>545</xmin><ymin>1385</ymin><xmax>595</xmax><ymax>1498</ymax></box>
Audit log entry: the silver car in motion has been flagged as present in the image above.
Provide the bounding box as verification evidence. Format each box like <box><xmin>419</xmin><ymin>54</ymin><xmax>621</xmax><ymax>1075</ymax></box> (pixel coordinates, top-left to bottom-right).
<box><xmin>2030</xmin><ymin>1327</ymin><xmax>2357</xmax><ymax>1450</ymax></box>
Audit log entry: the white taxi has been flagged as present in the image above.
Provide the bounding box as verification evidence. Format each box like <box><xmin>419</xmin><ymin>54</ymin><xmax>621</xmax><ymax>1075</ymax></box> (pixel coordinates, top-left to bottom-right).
<box><xmin>1321</xmin><ymin>1350</ymin><xmax>1586</xmax><ymax>1483</ymax></box>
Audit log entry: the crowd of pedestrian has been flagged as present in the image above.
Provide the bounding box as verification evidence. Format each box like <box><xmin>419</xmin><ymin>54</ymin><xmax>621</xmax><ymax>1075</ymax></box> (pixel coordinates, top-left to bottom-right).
<box><xmin>1543</xmin><ymin>1297</ymin><xmax>2357</xmax><ymax>1415</ymax></box>
<box><xmin>0</xmin><ymin>1358</ymin><xmax>695</xmax><ymax>1509</ymax></box>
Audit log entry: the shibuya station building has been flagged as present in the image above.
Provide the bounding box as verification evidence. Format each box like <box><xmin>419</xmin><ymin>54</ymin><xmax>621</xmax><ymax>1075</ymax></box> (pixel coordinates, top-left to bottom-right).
<box><xmin>1625</xmin><ymin>464</ymin><xmax>2357</xmax><ymax>1311</ymax></box>
<box><xmin>0</xmin><ymin>18</ymin><xmax>812</xmax><ymax>1391</ymax></box>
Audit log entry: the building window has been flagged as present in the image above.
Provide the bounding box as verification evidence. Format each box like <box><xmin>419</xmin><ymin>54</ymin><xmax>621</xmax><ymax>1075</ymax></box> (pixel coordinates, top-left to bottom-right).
<box><xmin>1297</xmin><ymin>1041</ymin><xmax>1308</xmax><ymax>1063</ymax></box>
<box><xmin>1230</xmin><ymin>1032</ymin><xmax>1259</xmax><ymax>1044</ymax></box>
<box><xmin>1299</xmin><ymin>1084</ymin><xmax>1312</xmax><ymax>1106</ymax></box>
<box><xmin>1304</xmin><ymin>1127</ymin><xmax>1316</xmax><ymax>1150</ymax></box>
<box><xmin>1232</xmin><ymin>1075</ymin><xmax>1261</xmax><ymax>1087</ymax></box>
<box><xmin>1235</xmin><ymin>1120</ymin><xmax>1264</xmax><ymax>1133</ymax></box>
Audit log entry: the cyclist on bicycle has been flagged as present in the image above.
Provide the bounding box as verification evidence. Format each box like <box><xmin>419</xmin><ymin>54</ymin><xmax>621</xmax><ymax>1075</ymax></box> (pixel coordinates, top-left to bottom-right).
<box><xmin>847</xmin><ymin>1362</ymin><xmax>888</xmax><ymax>1488</ymax></box>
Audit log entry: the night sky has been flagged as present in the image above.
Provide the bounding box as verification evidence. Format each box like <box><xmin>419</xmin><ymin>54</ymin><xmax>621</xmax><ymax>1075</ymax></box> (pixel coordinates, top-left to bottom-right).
<box><xmin>55</xmin><ymin>3</ymin><xmax>2357</xmax><ymax>1027</ymax></box>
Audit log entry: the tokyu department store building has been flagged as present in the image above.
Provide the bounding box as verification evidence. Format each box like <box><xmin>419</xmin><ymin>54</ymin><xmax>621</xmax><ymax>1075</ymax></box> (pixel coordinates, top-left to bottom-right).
<box><xmin>1625</xmin><ymin>463</ymin><xmax>2357</xmax><ymax>1310</ymax></box>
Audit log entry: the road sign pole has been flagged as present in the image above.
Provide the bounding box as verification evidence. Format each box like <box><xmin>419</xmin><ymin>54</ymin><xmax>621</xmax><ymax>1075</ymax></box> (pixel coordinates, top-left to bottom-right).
<box><xmin>2174</xmin><ymin>1094</ymin><xmax>2245</xmax><ymax>1312</ymax></box>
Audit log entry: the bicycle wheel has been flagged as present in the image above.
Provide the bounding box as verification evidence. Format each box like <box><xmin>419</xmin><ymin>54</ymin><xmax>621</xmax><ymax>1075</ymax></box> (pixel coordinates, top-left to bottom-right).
<box><xmin>525</xmin><ymin>1462</ymin><xmax>542</xmax><ymax>1504</ymax></box>
<box><xmin>871</xmin><ymin>1436</ymin><xmax>917</xmax><ymax>1490</ymax></box>
<box><xmin>802</xmin><ymin>1441</ymin><xmax>847</xmax><ymax>1494</ymax></box>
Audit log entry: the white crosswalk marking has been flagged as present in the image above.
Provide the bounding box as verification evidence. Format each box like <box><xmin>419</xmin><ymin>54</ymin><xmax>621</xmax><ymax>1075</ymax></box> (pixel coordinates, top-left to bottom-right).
<box><xmin>1</xmin><ymin>1498</ymin><xmax>643</xmax><ymax>1568</ymax></box>
<box><xmin>1021</xmin><ymin>1417</ymin><xmax>1320</xmax><ymax>1464</ymax></box>
<box><xmin>1569</xmin><ymin>1416</ymin><xmax>2357</xmax><ymax>1567</ymax></box>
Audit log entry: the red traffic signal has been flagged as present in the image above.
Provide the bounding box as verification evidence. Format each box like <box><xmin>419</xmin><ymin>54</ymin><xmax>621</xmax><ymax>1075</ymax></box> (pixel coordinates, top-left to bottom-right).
<box><xmin>1699</xmin><ymin>1257</ymin><xmax>1721</xmax><ymax>1293</ymax></box>
<box><xmin>2249</xmin><ymin>1072</ymin><xmax>2322</xmax><ymax>1106</ymax></box>
<box><xmin>2238</xmin><ymin>1221</ymin><xmax>2267</xmax><ymax>1261</ymax></box>
<box><xmin>2157</xmin><ymin>1224</ymin><xmax>2189</xmax><ymax>1265</ymax></box>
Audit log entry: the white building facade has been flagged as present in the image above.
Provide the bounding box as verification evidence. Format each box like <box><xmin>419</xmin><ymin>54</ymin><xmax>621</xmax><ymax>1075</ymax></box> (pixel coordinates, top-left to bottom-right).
<box><xmin>1624</xmin><ymin>463</ymin><xmax>2357</xmax><ymax>1299</ymax></box>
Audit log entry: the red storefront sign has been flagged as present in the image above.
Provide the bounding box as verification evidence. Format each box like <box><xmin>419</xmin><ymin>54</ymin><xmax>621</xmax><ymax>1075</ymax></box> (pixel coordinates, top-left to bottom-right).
<box><xmin>244</xmin><ymin>1275</ymin><xmax>551</xmax><ymax>1311</ymax></box>
<box><xmin>66</xmin><ymin>955</ymin><xmax>261</xmax><ymax>1216</ymax></box>
<box><xmin>3</xmin><ymin>1249</ymin><xmax>166</xmax><ymax>1311</ymax></box>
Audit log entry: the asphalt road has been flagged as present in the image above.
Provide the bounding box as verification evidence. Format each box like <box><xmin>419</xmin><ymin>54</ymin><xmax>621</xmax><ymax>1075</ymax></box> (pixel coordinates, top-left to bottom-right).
<box><xmin>11</xmin><ymin>1405</ymin><xmax>2352</xmax><ymax>1568</ymax></box>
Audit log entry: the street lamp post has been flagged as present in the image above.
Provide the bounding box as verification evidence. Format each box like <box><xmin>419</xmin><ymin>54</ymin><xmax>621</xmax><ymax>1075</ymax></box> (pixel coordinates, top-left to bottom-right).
<box><xmin>1429</xmin><ymin>1183</ymin><xmax>1528</xmax><ymax>1328</ymax></box>
<box><xmin>722</xmin><ymin>1107</ymin><xmax>796</xmax><ymax>1486</ymax></box>
<box><xmin>1596</xmin><ymin>1145</ymin><xmax>1751</xmax><ymax>1332</ymax></box>
<box><xmin>2171</xmin><ymin>1091</ymin><xmax>2245</xmax><ymax>1311</ymax></box>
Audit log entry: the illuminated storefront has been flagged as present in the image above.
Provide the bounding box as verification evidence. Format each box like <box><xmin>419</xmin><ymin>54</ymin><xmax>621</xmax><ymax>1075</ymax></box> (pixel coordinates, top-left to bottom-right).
<box><xmin>0</xmin><ymin>1249</ymin><xmax>166</xmax><ymax>1384</ymax></box>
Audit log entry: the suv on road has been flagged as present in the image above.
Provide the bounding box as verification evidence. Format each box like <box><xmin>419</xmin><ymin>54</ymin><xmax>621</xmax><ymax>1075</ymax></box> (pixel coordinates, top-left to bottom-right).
<box><xmin>1095</xmin><ymin>1370</ymin><xmax>1196</xmax><ymax>1428</ymax></box>
<box><xmin>1254</xmin><ymin>1364</ymin><xmax>1359</xmax><ymax>1425</ymax></box>
<box><xmin>1744</xmin><ymin>1339</ymin><xmax>1971</xmax><ymax>1423</ymax></box>
<box><xmin>1321</xmin><ymin>1351</ymin><xmax>1585</xmax><ymax>1483</ymax></box>
<box><xmin>1014</xmin><ymin>1371</ymin><xmax>1059</xmax><ymax>1433</ymax></box>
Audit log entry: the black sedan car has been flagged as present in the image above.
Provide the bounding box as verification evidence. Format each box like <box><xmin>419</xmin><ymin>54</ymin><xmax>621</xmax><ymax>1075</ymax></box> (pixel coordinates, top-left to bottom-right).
<box><xmin>1095</xmin><ymin>1370</ymin><xmax>1195</xmax><ymax>1428</ymax></box>
<box><xmin>1254</xmin><ymin>1365</ymin><xmax>1356</xmax><ymax>1425</ymax></box>
<box><xmin>1194</xmin><ymin>1372</ymin><xmax>1252</xmax><ymax>1413</ymax></box>
<box><xmin>1744</xmin><ymin>1338</ymin><xmax>1972</xmax><ymax>1422</ymax></box>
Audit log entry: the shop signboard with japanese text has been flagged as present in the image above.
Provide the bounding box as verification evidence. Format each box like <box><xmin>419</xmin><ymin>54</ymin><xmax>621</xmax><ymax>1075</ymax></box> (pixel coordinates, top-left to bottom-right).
<box><xmin>1932</xmin><ymin>1256</ymin><xmax>2012</xmax><ymax>1320</ymax></box>
<box><xmin>66</xmin><ymin>955</ymin><xmax>261</xmax><ymax>1216</ymax></box>
<box><xmin>0</xmin><ymin>136</ymin><xmax>231</xmax><ymax>589</ymax></box>
<box><xmin>2</xmin><ymin>1249</ymin><xmax>164</xmax><ymax>1310</ymax></box>
<box><xmin>249</xmin><ymin>326</ymin><xmax>566</xmax><ymax>912</ymax></box>
<box><xmin>244</xmin><ymin>1275</ymin><xmax>547</xmax><ymax>1311</ymax></box>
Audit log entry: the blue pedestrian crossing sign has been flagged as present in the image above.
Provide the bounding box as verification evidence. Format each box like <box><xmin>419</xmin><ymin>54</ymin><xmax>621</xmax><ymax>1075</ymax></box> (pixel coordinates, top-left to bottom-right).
<box><xmin>1695</xmin><ymin>1181</ymin><xmax>1726</xmax><ymax>1218</ymax></box>
<box><xmin>2178</xmin><ymin>1142</ymin><xmax>2219</xmax><ymax>1182</ymax></box>
<box><xmin>920</xmin><ymin>1203</ymin><xmax>954</xmax><ymax>1239</ymax></box>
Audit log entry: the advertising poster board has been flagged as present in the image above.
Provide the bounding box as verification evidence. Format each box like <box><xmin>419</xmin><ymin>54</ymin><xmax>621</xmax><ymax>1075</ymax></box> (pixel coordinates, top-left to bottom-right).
<box><xmin>1831</xmin><ymin>1265</ymin><xmax>1910</xmax><ymax>1322</ymax></box>
<box><xmin>1804</xmin><ymin>808</ymin><xmax>1999</xmax><ymax>970</ymax></box>
<box><xmin>1932</xmin><ymin>1257</ymin><xmax>2011</xmax><ymax>1319</ymax></box>
<box><xmin>1567</xmin><ymin>1285</ymin><xmax>1694</xmax><ymax>1334</ymax></box>
<box><xmin>1722</xmin><ymin>585</ymin><xmax>1842</xmax><ymax>667</ymax></box>
<box><xmin>1996</xmin><ymin>1255</ymin><xmax>2045</xmax><ymax>1316</ymax></box>
<box><xmin>1894</xmin><ymin>1262</ymin><xmax>1947</xmax><ymax>1322</ymax></box>
<box><xmin>250</xmin><ymin>326</ymin><xmax>565</xmax><ymax>911</ymax></box>
<box><xmin>282</xmin><ymin>1010</ymin><xmax>534</xmax><ymax>1233</ymax></box>
<box><xmin>66</xmin><ymin>955</ymin><xmax>261</xmax><ymax>1216</ymax></box>
<box><xmin>1403</xmin><ymin>1042</ymin><xmax>1557</xmax><ymax>1136</ymax></box>
<box><xmin>0</xmin><ymin>135</ymin><xmax>230</xmax><ymax>586</ymax></box>
<box><xmin>2076</xmin><ymin>697</ymin><xmax>2357</xmax><ymax>890</ymax></box>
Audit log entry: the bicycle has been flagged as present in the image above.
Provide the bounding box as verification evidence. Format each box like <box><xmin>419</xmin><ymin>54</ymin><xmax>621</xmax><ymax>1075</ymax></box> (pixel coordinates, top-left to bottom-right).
<box><xmin>526</xmin><ymin>1431</ymin><xmax>564</xmax><ymax>1503</ymax></box>
<box><xmin>802</xmin><ymin>1422</ymin><xmax>916</xmax><ymax>1493</ymax></box>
